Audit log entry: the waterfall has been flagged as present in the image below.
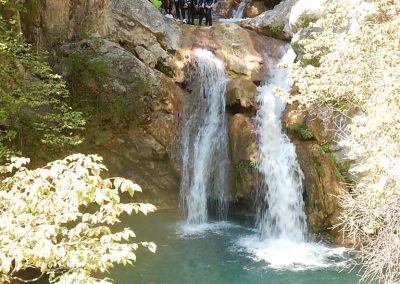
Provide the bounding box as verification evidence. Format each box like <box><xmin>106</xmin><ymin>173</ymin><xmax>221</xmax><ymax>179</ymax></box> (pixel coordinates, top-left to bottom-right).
<box><xmin>255</xmin><ymin>46</ymin><xmax>307</xmax><ymax>241</ymax></box>
<box><xmin>180</xmin><ymin>49</ymin><xmax>230</xmax><ymax>225</ymax></box>
<box><xmin>232</xmin><ymin>0</ymin><xmax>247</xmax><ymax>19</ymax></box>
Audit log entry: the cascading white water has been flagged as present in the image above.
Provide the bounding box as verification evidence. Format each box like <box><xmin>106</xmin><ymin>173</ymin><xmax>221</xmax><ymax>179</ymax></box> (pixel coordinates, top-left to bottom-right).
<box><xmin>232</xmin><ymin>0</ymin><xmax>247</xmax><ymax>19</ymax></box>
<box><xmin>255</xmin><ymin>46</ymin><xmax>307</xmax><ymax>241</ymax></box>
<box><xmin>180</xmin><ymin>49</ymin><xmax>230</xmax><ymax>225</ymax></box>
<box><xmin>237</xmin><ymin>46</ymin><xmax>350</xmax><ymax>270</ymax></box>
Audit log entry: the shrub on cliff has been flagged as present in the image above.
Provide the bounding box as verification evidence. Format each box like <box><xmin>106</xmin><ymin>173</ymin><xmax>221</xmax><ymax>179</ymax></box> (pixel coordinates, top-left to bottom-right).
<box><xmin>282</xmin><ymin>0</ymin><xmax>400</xmax><ymax>283</ymax></box>
<box><xmin>0</xmin><ymin>0</ymin><xmax>85</xmax><ymax>161</ymax></box>
<box><xmin>0</xmin><ymin>154</ymin><xmax>156</xmax><ymax>283</ymax></box>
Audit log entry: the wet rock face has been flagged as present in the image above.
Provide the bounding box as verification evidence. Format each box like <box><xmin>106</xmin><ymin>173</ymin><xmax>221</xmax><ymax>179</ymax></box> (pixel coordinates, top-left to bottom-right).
<box><xmin>294</xmin><ymin>141</ymin><xmax>347</xmax><ymax>242</ymax></box>
<box><xmin>176</xmin><ymin>23</ymin><xmax>265</xmax><ymax>81</ymax></box>
<box><xmin>228</xmin><ymin>114</ymin><xmax>259</xmax><ymax>215</ymax></box>
<box><xmin>283</xmin><ymin>101</ymin><xmax>352</xmax><ymax>243</ymax></box>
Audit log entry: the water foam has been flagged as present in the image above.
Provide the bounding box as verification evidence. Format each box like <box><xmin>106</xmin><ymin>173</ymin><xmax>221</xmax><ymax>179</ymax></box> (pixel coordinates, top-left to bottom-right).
<box><xmin>236</xmin><ymin>236</ymin><xmax>352</xmax><ymax>271</ymax></box>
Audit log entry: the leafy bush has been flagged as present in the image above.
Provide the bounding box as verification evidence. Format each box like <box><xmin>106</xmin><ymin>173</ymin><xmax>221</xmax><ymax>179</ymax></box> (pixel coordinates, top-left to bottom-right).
<box><xmin>0</xmin><ymin>154</ymin><xmax>156</xmax><ymax>283</ymax></box>
<box><xmin>0</xmin><ymin>1</ymin><xmax>85</xmax><ymax>162</ymax></box>
<box><xmin>283</xmin><ymin>0</ymin><xmax>400</xmax><ymax>282</ymax></box>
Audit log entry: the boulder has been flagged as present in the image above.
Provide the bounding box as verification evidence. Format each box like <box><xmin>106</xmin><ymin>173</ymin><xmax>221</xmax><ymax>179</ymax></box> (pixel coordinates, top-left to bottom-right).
<box><xmin>245</xmin><ymin>1</ymin><xmax>267</xmax><ymax>18</ymax></box>
<box><xmin>226</xmin><ymin>78</ymin><xmax>258</xmax><ymax>109</ymax></box>
<box><xmin>24</xmin><ymin>0</ymin><xmax>180</xmax><ymax>77</ymax></box>
<box><xmin>212</xmin><ymin>24</ymin><xmax>263</xmax><ymax>80</ymax></box>
<box><xmin>283</xmin><ymin>102</ymin><xmax>307</xmax><ymax>132</ymax></box>
<box><xmin>108</xmin><ymin>0</ymin><xmax>180</xmax><ymax>52</ymax></box>
<box><xmin>240</xmin><ymin>0</ymin><xmax>297</xmax><ymax>40</ymax></box>
<box><xmin>177</xmin><ymin>23</ymin><xmax>265</xmax><ymax>81</ymax></box>
<box><xmin>216</xmin><ymin>0</ymin><xmax>240</xmax><ymax>18</ymax></box>
<box><xmin>135</xmin><ymin>45</ymin><xmax>158</xmax><ymax>68</ymax></box>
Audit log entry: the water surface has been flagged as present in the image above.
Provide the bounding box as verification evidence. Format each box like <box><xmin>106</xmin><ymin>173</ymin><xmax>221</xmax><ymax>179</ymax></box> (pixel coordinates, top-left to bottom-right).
<box><xmin>110</xmin><ymin>212</ymin><xmax>360</xmax><ymax>284</ymax></box>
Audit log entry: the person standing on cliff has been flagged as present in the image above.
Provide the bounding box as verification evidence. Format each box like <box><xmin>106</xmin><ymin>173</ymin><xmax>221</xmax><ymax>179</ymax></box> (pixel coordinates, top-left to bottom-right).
<box><xmin>186</xmin><ymin>0</ymin><xmax>198</xmax><ymax>25</ymax></box>
<box><xmin>174</xmin><ymin>0</ymin><xmax>188</xmax><ymax>23</ymax></box>
<box><xmin>199</xmin><ymin>0</ymin><xmax>216</xmax><ymax>27</ymax></box>
<box><xmin>163</xmin><ymin>0</ymin><xmax>174</xmax><ymax>18</ymax></box>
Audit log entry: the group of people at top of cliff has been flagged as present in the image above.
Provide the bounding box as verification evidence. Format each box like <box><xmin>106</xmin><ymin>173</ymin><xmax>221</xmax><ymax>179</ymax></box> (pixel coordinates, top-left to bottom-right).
<box><xmin>159</xmin><ymin>0</ymin><xmax>218</xmax><ymax>27</ymax></box>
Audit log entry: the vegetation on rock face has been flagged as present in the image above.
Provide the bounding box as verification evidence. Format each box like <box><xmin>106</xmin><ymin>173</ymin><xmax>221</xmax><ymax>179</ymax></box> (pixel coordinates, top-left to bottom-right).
<box><xmin>299</xmin><ymin>126</ymin><xmax>313</xmax><ymax>140</ymax></box>
<box><xmin>62</xmin><ymin>42</ymin><xmax>150</xmax><ymax>130</ymax></box>
<box><xmin>283</xmin><ymin>0</ymin><xmax>400</xmax><ymax>282</ymax></box>
<box><xmin>0</xmin><ymin>154</ymin><xmax>156</xmax><ymax>283</ymax></box>
<box><xmin>0</xmin><ymin>0</ymin><xmax>85</xmax><ymax>162</ymax></box>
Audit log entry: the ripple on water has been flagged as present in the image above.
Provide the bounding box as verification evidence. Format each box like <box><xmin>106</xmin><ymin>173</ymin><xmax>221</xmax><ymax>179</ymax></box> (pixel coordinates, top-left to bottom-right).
<box><xmin>176</xmin><ymin>221</ymin><xmax>242</xmax><ymax>239</ymax></box>
<box><xmin>235</xmin><ymin>236</ymin><xmax>355</xmax><ymax>271</ymax></box>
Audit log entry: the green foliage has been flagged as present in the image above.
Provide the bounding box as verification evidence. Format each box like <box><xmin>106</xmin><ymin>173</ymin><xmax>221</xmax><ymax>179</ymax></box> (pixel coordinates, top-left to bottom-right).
<box><xmin>297</xmin><ymin>13</ymin><xmax>313</xmax><ymax>30</ymax></box>
<box><xmin>269</xmin><ymin>25</ymin><xmax>284</xmax><ymax>36</ymax></box>
<box><xmin>235</xmin><ymin>159</ymin><xmax>257</xmax><ymax>171</ymax></box>
<box><xmin>327</xmin><ymin>151</ymin><xmax>350</xmax><ymax>182</ymax></box>
<box><xmin>155</xmin><ymin>61</ymin><xmax>175</xmax><ymax>78</ymax></box>
<box><xmin>67</xmin><ymin>49</ymin><xmax>108</xmax><ymax>85</ymax></box>
<box><xmin>291</xmin><ymin>41</ymin><xmax>303</xmax><ymax>52</ymax></box>
<box><xmin>321</xmin><ymin>143</ymin><xmax>330</xmax><ymax>153</ymax></box>
<box><xmin>299</xmin><ymin>56</ymin><xmax>320</xmax><ymax>68</ymax></box>
<box><xmin>0</xmin><ymin>1</ymin><xmax>85</xmax><ymax>162</ymax></box>
<box><xmin>299</xmin><ymin>126</ymin><xmax>314</xmax><ymax>140</ymax></box>
<box><xmin>64</xmin><ymin>45</ymin><xmax>149</xmax><ymax>129</ymax></box>
<box><xmin>321</xmin><ymin>144</ymin><xmax>350</xmax><ymax>181</ymax></box>
<box><xmin>0</xmin><ymin>154</ymin><xmax>156</xmax><ymax>283</ymax></box>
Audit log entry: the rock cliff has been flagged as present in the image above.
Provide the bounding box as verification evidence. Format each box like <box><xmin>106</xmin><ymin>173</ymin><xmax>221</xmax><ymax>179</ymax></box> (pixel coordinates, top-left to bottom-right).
<box><xmin>22</xmin><ymin>0</ymin><xmax>352</xmax><ymax>242</ymax></box>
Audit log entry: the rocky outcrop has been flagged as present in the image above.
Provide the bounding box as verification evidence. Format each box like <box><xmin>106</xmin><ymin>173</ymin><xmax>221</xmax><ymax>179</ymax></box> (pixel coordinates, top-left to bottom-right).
<box><xmin>240</xmin><ymin>0</ymin><xmax>297</xmax><ymax>40</ymax></box>
<box><xmin>228</xmin><ymin>114</ymin><xmax>258</xmax><ymax>214</ymax></box>
<box><xmin>245</xmin><ymin>1</ymin><xmax>268</xmax><ymax>18</ymax></box>
<box><xmin>226</xmin><ymin>78</ymin><xmax>258</xmax><ymax>109</ymax></box>
<box><xmin>294</xmin><ymin>141</ymin><xmax>347</xmax><ymax>241</ymax></box>
<box><xmin>54</xmin><ymin>38</ymin><xmax>184</xmax><ymax>209</ymax></box>
<box><xmin>176</xmin><ymin>23</ymin><xmax>266</xmax><ymax>81</ymax></box>
<box><xmin>80</xmin><ymin>129</ymin><xmax>180</xmax><ymax>209</ymax></box>
<box><xmin>284</xmin><ymin>101</ymin><xmax>352</xmax><ymax>242</ymax></box>
<box><xmin>25</xmin><ymin>0</ymin><xmax>289</xmax><ymax>210</ymax></box>
<box><xmin>106</xmin><ymin>0</ymin><xmax>181</xmax><ymax>79</ymax></box>
<box><xmin>216</xmin><ymin>0</ymin><xmax>240</xmax><ymax>18</ymax></box>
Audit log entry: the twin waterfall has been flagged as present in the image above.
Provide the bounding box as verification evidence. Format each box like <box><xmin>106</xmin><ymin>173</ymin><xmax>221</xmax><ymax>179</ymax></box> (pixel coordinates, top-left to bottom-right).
<box><xmin>180</xmin><ymin>47</ymin><xmax>306</xmax><ymax>243</ymax></box>
<box><xmin>180</xmin><ymin>49</ymin><xmax>230</xmax><ymax>224</ymax></box>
